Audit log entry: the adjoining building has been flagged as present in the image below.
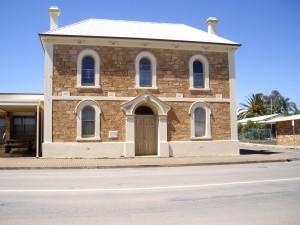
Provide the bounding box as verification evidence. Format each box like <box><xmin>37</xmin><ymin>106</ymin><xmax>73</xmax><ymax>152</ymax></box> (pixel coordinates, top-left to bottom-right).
<box><xmin>0</xmin><ymin>6</ymin><xmax>241</xmax><ymax>158</ymax></box>
<box><xmin>266</xmin><ymin>114</ymin><xmax>300</xmax><ymax>147</ymax></box>
<box><xmin>0</xmin><ymin>94</ymin><xmax>43</xmax><ymax>157</ymax></box>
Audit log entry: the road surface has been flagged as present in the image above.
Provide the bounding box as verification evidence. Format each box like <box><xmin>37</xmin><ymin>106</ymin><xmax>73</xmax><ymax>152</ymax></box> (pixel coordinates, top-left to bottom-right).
<box><xmin>1</xmin><ymin>161</ymin><xmax>300</xmax><ymax>225</ymax></box>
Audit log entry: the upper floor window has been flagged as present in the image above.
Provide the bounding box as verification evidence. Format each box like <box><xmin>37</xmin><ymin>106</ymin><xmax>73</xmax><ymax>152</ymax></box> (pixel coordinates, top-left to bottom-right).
<box><xmin>135</xmin><ymin>51</ymin><xmax>157</xmax><ymax>89</ymax></box>
<box><xmin>189</xmin><ymin>101</ymin><xmax>212</xmax><ymax>139</ymax></box>
<box><xmin>81</xmin><ymin>106</ymin><xmax>95</xmax><ymax>137</ymax></box>
<box><xmin>75</xmin><ymin>100</ymin><xmax>101</xmax><ymax>141</ymax></box>
<box><xmin>139</xmin><ymin>58</ymin><xmax>152</xmax><ymax>87</ymax></box>
<box><xmin>193</xmin><ymin>60</ymin><xmax>204</xmax><ymax>88</ymax></box>
<box><xmin>76</xmin><ymin>49</ymin><xmax>100</xmax><ymax>89</ymax></box>
<box><xmin>189</xmin><ymin>55</ymin><xmax>209</xmax><ymax>90</ymax></box>
<box><xmin>82</xmin><ymin>56</ymin><xmax>95</xmax><ymax>86</ymax></box>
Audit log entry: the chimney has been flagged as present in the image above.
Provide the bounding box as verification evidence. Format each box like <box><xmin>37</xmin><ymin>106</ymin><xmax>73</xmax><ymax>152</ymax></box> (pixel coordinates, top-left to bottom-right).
<box><xmin>48</xmin><ymin>6</ymin><xmax>60</xmax><ymax>30</ymax></box>
<box><xmin>206</xmin><ymin>17</ymin><xmax>218</xmax><ymax>35</ymax></box>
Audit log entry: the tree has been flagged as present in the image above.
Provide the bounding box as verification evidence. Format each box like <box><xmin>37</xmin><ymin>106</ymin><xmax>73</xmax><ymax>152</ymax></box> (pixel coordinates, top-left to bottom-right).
<box><xmin>264</xmin><ymin>90</ymin><xmax>299</xmax><ymax>115</ymax></box>
<box><xmin>239</xmin><ymin>93</ymin><xmax>268</xmax><ymax>118</ymax></box>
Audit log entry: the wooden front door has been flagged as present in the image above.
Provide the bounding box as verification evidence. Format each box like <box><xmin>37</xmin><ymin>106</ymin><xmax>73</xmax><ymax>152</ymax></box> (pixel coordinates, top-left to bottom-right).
<box><xmin>135</xmin><ymin>115</ymin><xmax>157</xmax><ymax>155</ymax></box>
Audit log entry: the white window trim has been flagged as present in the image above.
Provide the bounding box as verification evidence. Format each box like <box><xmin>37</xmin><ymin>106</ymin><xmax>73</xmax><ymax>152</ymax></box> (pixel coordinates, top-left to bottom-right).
<box><xmin>135</xmin><ymin>51</ymin><xmax>157</xmax><ymax>89</ymax></box>
<box><xmin>75</xmin><ymin>100</ymin><xmax>101</xmax><ymax>141</ymax></box>
<box><xmin>189</xmin><ymin>101</ymin><xmax>212</xmax><ymax>140</ymax></box>
<box><xmin>189</xmin><ymin>54</ymin><xmax>210</xmax><ymax>90</ymax></box>
<box><xmin>76</xmin><ymin>49</ymin><xmax>101</xmax><ymax>89</ymax></box>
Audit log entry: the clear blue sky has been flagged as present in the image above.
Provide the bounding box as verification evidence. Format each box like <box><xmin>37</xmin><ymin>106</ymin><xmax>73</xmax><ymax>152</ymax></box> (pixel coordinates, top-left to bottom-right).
<box><xmin>0</xmin><ymin>0</ymin><xmax>299</xmax><ymax>106</ymax></box>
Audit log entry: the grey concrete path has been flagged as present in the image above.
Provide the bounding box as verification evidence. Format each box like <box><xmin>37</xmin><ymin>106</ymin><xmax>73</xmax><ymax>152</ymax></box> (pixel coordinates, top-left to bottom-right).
<box><xmin>0</xmin><ymin>161</ymin><xmax>300</xmax><ymax>225</ymax></box>
<box><xmin>0</xmin><ymin>153</ymin><xmax>297</xmax><ymax>169</ymax></box>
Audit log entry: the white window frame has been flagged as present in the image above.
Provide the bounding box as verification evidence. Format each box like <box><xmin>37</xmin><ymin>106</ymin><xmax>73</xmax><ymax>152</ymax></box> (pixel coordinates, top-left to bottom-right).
<box><xmin>189</xmin><ymin>55</ymin><xmax>210</xmax><ymax>91</ymax></box>
<box><xmin>135</xmin><ymin>51</ymin><xmax>157</xmax><ymax>89</ymax></box>
<box><xmin>189</xmin><ymin>101</ymin><xmax>212</xmax><ymax>140</ymax></box>
<box><xmin>75</xmin><ymin>100</ymin><xmax>101</xmax><ymax>141</ymax></box>
<box><xmin>76</xmin><ymin>49</ymin><xmax>100</xmax><ymax>89</ymax></box>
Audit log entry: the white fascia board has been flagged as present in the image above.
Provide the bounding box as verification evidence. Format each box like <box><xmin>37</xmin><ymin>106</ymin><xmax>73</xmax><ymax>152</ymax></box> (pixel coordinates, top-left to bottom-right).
<box><xmin>0</xmin><ymin>101</ymin><xmax>40</xmax><ymax>106</ymax></box>
<box><xmin>40</xmin><ymin>36</ymin><xmax>240</xmax><ymax>52</ymax></box>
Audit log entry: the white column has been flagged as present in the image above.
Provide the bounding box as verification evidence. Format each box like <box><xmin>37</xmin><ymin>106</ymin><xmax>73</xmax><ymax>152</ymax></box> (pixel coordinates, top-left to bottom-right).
<box><xmin>228</xmin><ymin>50</ymin><xmax>238</xmax><ymax>140</ymax></box>
<box><xmin>43</xmin><ymin>42</ymin><xmax>53</xmax><ymax>144</ymax></box>
<box><xmin>124</xmin><ymin>115</ymin><xmax>135</xmax><ymax>157</ymax></box>
<box><xmin>36</xmin><ymin>105</ymin><xmax>40</xmax><ymax>158</ymax></box>
<box><xmin>158</xmin><ymin>115</ymin><xmax>169</xmax><ymax>157</ymax></box>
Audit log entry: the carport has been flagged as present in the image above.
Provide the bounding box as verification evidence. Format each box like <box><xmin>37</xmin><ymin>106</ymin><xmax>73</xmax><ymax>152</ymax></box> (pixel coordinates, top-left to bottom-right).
<box><xmin>0</xmin><ymin>93</ymin><xmax>43</xmax><ymax>157</ymax></box>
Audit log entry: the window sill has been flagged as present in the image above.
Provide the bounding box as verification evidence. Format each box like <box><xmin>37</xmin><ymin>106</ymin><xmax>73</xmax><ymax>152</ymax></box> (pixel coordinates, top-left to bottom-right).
<box><xmin>76</xmin><ymin>85</ymin><xmax>101</xmax><ymax>89</ymax></box>
<box><xmin>190</xmin><ymin>136</ymin><xmax>212</xmax><ymax>141</ymax></box>
<box><xmin>76</xmin><ymin>137</ymin><xmax>101</xmax><ymax>142</ymax></box>
<box><xmin>189</xmin><ymin>88</ymin><xmax>211</xmax><ymax>91</ymax></box>
<box><xmin>129</xmin><ymin>86</ymin><xmax>158</xmax><ymax>90</ymax></box>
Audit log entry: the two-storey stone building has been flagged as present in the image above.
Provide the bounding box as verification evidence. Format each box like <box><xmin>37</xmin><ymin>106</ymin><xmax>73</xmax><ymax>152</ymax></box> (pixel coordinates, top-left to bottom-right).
<box><xmin>39</xmin><ymin>6</ymin><xmax>240</xmax><ymax>158</ymax></box>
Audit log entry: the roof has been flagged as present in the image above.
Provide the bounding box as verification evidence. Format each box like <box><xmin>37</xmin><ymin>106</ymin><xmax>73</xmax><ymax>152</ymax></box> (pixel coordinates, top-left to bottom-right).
<box><xmin>238</xmin><ymin>114</ymin><xmax>281</xmax><ymax>125</ymax></box>
<box><xmin>266</xmin><ymin>114</ymin><xmax>300</xmax><ymax>123</ymax></box>
<box><xmin>40</xmin><ymin>18</ymin><xmax>240</xmax><ymax>46</ymax></box>
<box><xmin>0</xmin><ymin>93</ymin><xmax>44</xmax><ymax>107</ymax></box>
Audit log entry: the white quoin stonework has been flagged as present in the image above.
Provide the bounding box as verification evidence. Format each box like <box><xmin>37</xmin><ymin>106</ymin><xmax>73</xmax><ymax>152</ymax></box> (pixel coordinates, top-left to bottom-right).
<box><xmin>206</xmin><ymin>17</ymin><xmax>218</xmax><ymax>35</ymax></box>
<box><xmin>121</xmin><ymin>94</ymin><xmax>171</xmax><ymax>157</ymax></box>
<box><xmin>48</xmin><ymin>6</ymin><xmax>60</xmax><ymax>30</ymax></box>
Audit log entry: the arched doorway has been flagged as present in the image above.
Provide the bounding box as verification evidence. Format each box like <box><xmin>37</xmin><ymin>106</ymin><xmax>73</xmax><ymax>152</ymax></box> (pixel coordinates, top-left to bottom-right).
<box><xmin>134</xmin><ymin>106</ymin><xmax>157</xmax><ymax>156</ymax></box>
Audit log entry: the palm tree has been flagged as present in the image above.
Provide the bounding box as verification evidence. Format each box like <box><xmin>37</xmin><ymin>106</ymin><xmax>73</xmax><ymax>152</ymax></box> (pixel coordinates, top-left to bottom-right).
<box><xmin>239</xmin><ymin>93</ymin><xmax>268</xmax><ymax>118</ymax></box>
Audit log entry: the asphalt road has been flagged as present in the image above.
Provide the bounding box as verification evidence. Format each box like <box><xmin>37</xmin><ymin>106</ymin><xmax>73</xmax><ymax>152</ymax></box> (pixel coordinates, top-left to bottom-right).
<box><xmin>1</xmin><ymin>161</ymin><xmax>300</xmax><ymax>225</ymax></box>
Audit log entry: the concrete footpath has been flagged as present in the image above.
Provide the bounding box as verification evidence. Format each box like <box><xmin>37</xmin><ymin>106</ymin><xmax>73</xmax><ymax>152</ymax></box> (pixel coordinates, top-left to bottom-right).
<box><xmin>0</xmin><ymin>152</ymin><xmax>299</xmax><ymax>169</ymax></box>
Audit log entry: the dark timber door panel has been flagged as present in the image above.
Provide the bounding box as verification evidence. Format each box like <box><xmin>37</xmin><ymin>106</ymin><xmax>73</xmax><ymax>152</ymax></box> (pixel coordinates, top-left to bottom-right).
<box><xmin>135</xmin><ymin>115</ymin><xmax>157</xmax><ymax>155</ymax></box>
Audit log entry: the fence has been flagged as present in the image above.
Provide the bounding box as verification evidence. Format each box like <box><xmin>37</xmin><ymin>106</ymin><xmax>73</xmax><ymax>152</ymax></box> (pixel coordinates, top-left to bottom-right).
<box><xmin>239</xmin><ymin>128</ymin><xmax>276</xmax><ymax>144</ymax></box>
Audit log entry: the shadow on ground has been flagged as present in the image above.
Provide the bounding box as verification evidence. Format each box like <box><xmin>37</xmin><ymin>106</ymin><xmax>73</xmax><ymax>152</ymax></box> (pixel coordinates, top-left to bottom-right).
<box><xmin>0</xmin><ymin>145</ymin><xmax>35</xmax><ymax>158</ymax></box>
<box><xmin>240</xmin><ymin>149</ymin><xmax>280</xmax><ymax>155</ymax></box>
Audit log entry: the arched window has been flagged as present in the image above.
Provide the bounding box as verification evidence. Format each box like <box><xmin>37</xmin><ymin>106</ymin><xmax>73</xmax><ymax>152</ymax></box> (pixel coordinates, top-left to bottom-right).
<box><xmin>81</xmin><ymin>56</ymin><xmax>95</xmax><ymax>86</ymax></box>
<box><xmin>189</xmin><ymin>55</ymin><xmax>209</xmax><ymax>90</ymax></box>
<box><xmin>135</xmin><ymin>51</ymin><xmax>157</xmax><ymax>89</ymax></box>
<box><xmin>194</xmin><ymin>107</ymin><xmax>206</xmax><ymax>137</ymax></box>
<box><xmin>82</xmin><ymin>106</ymin><xmax>95</xmax><ymax>137</ymax></box>
<box><xmin>193</xmin><ymin>61</ymin><xmax>204</xmax><ymax>88</ymax></box>
<box><xmin>139</xmin><ymin>58</ymin><xmax>152</xmax><ymax>87</ymax></box>
<box><xmin>189</xmin><ymin>101</ymin><xmax>212</xmax><ymax>139</ymax></box>
<box><xmin>75</xmin><ymin>100</ymin><xmax>101</xmax><ymax>140</ymax></box>
<box><xmin>76</xmin><ymin>49</ymin><xmax>100</xmax><ymax>88</ymax></box>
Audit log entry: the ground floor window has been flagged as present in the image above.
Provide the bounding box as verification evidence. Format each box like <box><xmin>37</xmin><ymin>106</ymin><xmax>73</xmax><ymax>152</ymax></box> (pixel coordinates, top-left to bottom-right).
<box><xmin>12</xmin><ymin>117</ymin><xmax>36</xmax><ymax>139</ymax></box>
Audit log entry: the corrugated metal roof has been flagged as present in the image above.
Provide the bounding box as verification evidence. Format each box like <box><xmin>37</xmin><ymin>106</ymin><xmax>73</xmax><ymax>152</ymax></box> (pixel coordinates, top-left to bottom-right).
<box><xmin>238</xmin><ymin>114</ymin><xmax>281</xmax><ymax>125</ymax></box>
<box><xmin>266</xmin><ymin>114</ymin><xmax>300</xmax><ymax>123</ymax></box>
<box><xmin>40</xmin><ymin>18</ymin><xmax>239</xmax><ymax>46</ymax></box>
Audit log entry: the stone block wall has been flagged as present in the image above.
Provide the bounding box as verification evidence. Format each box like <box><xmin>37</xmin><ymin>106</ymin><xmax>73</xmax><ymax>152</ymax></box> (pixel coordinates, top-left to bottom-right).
<box><xmin>52</xmin><ymin>100</ymin><xmax>231</xmax><ymax>142</ymax></box>
<box><xmin>52</xmin><ymin>45</ymin><xmax>229</xmax><ymax>98</ymax></box>
<box><xmin>276</xmin><ymin>120</ymin><xmax>300</xmax><ymax>146</ymax></box>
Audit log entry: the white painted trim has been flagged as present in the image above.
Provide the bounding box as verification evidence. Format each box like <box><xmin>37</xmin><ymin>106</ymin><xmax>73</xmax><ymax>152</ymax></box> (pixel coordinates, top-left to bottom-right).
<box><xmin>76</xmin><ymin>49</ymin><xmax>100</xmax><ymax>88</ymax></box>
<box><xmin>169</xmin><ymin>140</ymin><xmax>239</xmax><ymax>157</ymax></box>
<box><xmin>135</xmin><ymin>51</ymin><xmax>157</xmax><ymax>89</ymax></box>
<box><xmin>75</xmin><ymin>100</ymin><xmax>101</xmax><ymax>140</ymax></box>
<box><xmin>189</xmin><ymin>101</ymin><xmax>212</xmax><ymax>139</ymax></box>
<box><xmin>228</xmin><ymin>50</ymin><xmax>238</xmax><ymax>140</ymax></box>
<box><xmin>42</xmin><ymin>142</ymin><xmax>124</xmax><ymax>158</ymax></box>
<box><xmin>121</xmin><ymin>94</ymin><xmax>171</xmax><ymax>116</ymax></box>
<box><xmin>43</xmin><ymin>42</ymin><xmax>53</xmax><ymax>143</ymax></box>
<box><xmin>41</xmin><ymin>36</ymin><xmax>239</xmax><ymax>53</ymax></box>
<box><xmin>122</xmin><ymin>94</ymin><xmax>171</xmax><ymax>157</ymax></box>
<box><xmin>42</xmin><ymin>140</ymin><xmax>239</xmax><ymax>158</ymax></box>
<box><xmin>52</xmin><ymin>95</ymin><xmax>230</xmax><ymax>103</ymax></box>
<box><xmin>189</xmin><ymin>54</ymin><xmax>209</xmax><ymax>89</ymax></box>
